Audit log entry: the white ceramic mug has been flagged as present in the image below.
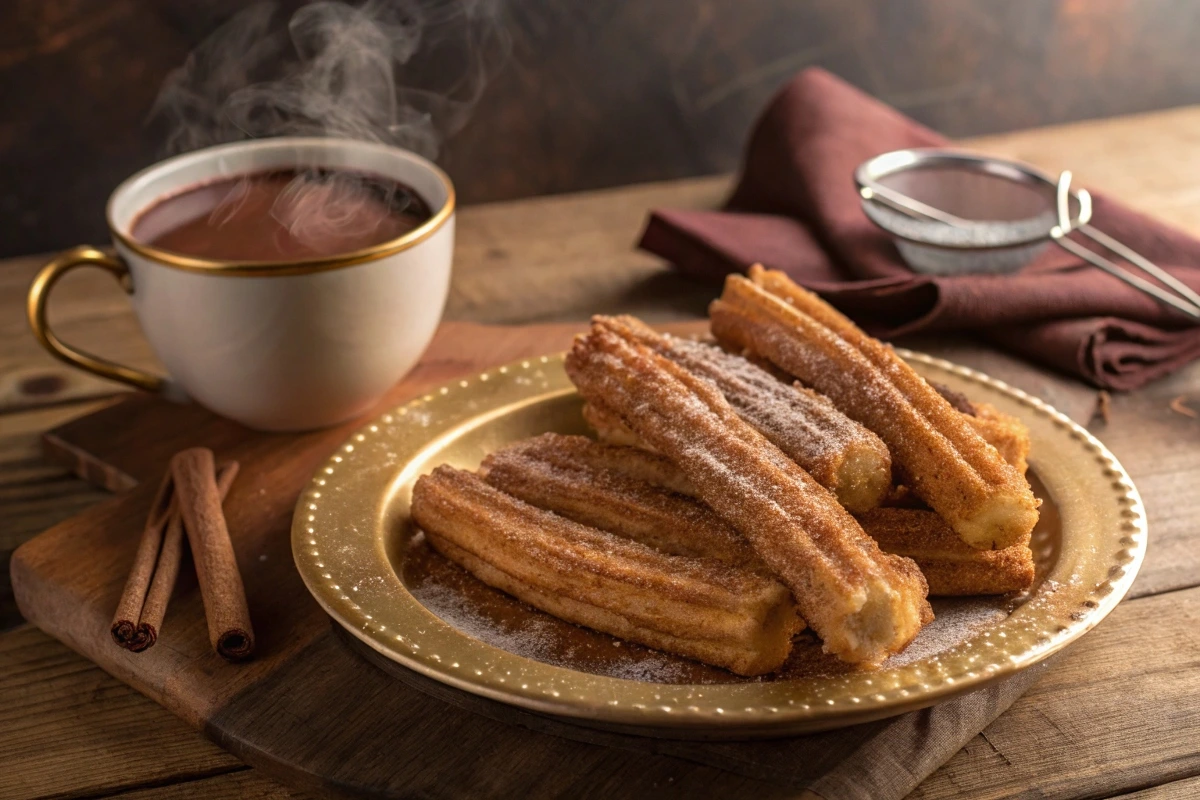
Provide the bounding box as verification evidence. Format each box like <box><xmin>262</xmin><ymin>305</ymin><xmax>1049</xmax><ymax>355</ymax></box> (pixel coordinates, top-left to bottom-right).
<box><xmin>27</xmin><ymin>137</ymin><xmax>455</xmax><ymax>431</ymax></box>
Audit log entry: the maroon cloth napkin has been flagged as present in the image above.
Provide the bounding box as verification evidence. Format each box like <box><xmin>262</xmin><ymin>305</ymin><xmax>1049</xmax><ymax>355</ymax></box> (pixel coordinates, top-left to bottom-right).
<box><xmin>639</xmin><ymin>68</ymin><xmax>1200</xmax><ymax>390</ymax></box>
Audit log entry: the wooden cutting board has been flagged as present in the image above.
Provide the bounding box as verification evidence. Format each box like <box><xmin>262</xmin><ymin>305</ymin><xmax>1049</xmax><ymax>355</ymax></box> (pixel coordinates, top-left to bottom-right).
<box><xmin>11</xmin><ymin>320</ymin><xmax>832</xmax><ymax>798</ymax></box>
<box><xmin>11</xmin><ymin>320</ymin><xmax>1080</xmax><ymax>798</ymax></box>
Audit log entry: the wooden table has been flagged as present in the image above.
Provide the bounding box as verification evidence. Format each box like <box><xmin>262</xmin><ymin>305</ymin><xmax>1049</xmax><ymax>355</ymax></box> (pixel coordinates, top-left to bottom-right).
<box><xmin>5</xmin><ymin>107</ymin><xmax>1200</xmax><ymax>799</ymax></box>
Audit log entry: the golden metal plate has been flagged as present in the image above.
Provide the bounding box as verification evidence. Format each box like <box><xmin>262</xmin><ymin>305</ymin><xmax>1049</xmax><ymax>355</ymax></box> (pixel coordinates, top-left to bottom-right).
<box><xmin>292</xmin><ymin>351</ymin><xmax>1145</xmax><ymax>737</ymax></box>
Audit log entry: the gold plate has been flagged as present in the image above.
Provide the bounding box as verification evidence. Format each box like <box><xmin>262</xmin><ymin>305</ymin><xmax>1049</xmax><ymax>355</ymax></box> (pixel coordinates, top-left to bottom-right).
<box><xmin>292</xmin><ymin>351</ymin><xmax>1145</xmax><ymax>737</ymax></box>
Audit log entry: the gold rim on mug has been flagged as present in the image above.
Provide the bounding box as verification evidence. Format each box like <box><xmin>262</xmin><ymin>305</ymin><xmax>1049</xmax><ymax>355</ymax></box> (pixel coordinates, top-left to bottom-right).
<box><xmin>106</xmin><ymin>141</ymin><xmax>456</xmax><ymax>278</ymax></box>
<box><xmin>292</xmin><ymin>351</ymin><xmax>1146</xmax><ymax>737</ymax></box>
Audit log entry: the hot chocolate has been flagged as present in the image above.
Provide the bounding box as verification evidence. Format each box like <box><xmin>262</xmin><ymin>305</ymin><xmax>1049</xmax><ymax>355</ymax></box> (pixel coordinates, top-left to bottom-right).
<box><xmin>132</xmin><ymin>168</ymin><xmax>434</xmax><ymax>262</ymax></box>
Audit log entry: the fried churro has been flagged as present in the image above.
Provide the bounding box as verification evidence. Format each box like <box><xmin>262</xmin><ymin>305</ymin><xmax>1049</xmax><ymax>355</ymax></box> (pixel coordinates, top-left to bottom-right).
<box><xmin>564</xmin><ymin>316</ymin><xmax>931</xmax><ymax>665</ymax></box>
<box><xmin>968</xmin><ymin>402</ymin><xmax>1031</xmax><ymax>475</ymax></box>
<box><xmin>522</xmin><ymin>428</ymin><xmax>699</xmax><ymax>497</ymax></box>
<box><xmin>601</xmin><ymin>318</ymin><xmax>892</xmax><ymax>512</ymax></box>
<box><xmin>931</xmin><ymin>383</ymin><xmax>1031</xmax><ymax>474</ymax></box>
<box><xmin>481</xmin><ymin>434</ymin><xmax>760</xmax><ymax>567</ymax></box>
<box><xmin>411</xmin><ymin>466</ymin><xmax>801</xmax><ymax>676</ymax></box>
<box><xmin>857</xmin><ymin>508</ymin><xmax>1035</xmax><ymax>596</ymax></box>
<box><xmin>711</xmin><ymin>266</ymin><xmax>1039</xmax><ymax>550</ymax></box>
<box><xmin>583</xmin><ymin>399</ymin><xmax>653</xmax><ymax>450</ymax></box>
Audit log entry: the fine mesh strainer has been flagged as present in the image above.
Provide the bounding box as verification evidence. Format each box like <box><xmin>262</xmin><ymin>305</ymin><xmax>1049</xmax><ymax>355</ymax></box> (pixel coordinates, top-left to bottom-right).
<box><xmin>855</xmin><ymin>148</ymin><xmax>1200</xmax><ymax>320</ymax></box>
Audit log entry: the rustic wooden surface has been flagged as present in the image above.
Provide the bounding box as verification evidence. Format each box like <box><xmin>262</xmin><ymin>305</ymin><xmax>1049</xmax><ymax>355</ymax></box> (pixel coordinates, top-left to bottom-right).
<box><xmin>10</xmin><ymin>317</ymin><xmax>1076</xmax><ymax>799</ymax></box>
<box><xmin>7</xmin><ymin>0</ymin><xmax>1200</xmax><ymax>256</ymax></box>
<box><xmin>4</xmin><ymin>106</ymin><xmax>1200</xmax><ymax>797</ymax></box>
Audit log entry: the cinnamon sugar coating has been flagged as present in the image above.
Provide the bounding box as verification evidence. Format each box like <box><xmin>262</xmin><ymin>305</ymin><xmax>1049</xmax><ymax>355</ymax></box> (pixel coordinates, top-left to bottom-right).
<box><xmin>584</xmin><ymin>399</ymin><xmax>655</xmax><ymax>450</ymax></box>
<box><xmin>711</xmin><ymin>267</ymin><xmax>1039</xmax><ymax>550</ymax></box>
<box><xmin>514</xmin><ymin>424</ymin><xmax>696</xmax><ymax>497</ymax></box>
<box><xmin>411</xmin><ymin>466</ymin><xmax>801</xmax><ymax>676</ymax></box>
<box><xmin>968</xmin><ymin>402</ymin><xmax>1031</xmax><ymax>475</ymax></box>
<box><xmin>482</xmin><ymin>434</ymin><xmax>762</xmax><ymax>568</ymax></box>
<box><xmin>564</xmin><ymin>316</ymin><xmax>931</xmax><ymax>665</ymax></box>
<box><xmin>930</xmin><ymin>385</ymin><xmax>1031</xmax><ymax>474</ymax></box>
<box><xmin>605</xmin><ymin>317</ymin><xmax>892</xmax><ymax>513</ymax></box>
<box><xmin>857</xmin><ymin>508</ymin><xmax>1035</xmax><ymax>596</ymax></box>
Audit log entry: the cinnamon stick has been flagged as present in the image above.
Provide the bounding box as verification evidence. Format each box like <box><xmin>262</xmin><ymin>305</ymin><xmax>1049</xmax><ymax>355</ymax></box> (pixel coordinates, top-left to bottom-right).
<box><xmin>171</xmin><ymin>447</ymin><xmax>255</xmax><ymax>661</ymax></box>
<box><xmin>110</xmin><ymin>468</ymin><xmax>176</xmax><ymax>649</ymax></box>
<box><xmin>135</xmin><ymin>462</ymin><xmax>240</xmax><ymax>650</ymax></box>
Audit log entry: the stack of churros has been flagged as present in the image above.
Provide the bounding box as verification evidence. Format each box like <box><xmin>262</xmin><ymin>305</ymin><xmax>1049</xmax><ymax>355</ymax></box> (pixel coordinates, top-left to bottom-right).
<box><xmin>582</xmin><ymin>319</ymin><xmax>893</xmax><ymax>513</ymax></box>
<box><xmin>411</xmin><ymin>466</ymin><xmax>802</xmax><ymax>676</ymax></box>
<box><xmin>409</xmin><ymin>267</ymin><xmax>1040</xmax><ymax>676</ymax></box>
<box><xmin>711</xmin><ymin>266</ymin><xmax>1040</xmax><ymax>551</ymax></box>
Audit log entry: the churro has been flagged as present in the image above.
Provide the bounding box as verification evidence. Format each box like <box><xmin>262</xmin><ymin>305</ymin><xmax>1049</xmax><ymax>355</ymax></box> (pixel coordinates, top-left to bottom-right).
<box><xmin>857</xmin><ymin>508</ymin><xmax>1035</xmax><ymax>596</ymax></box>
<box><xmin>583</xmin><ymin>399</ymin><xmax>652</xmax><ymax>451</ymax></box>
<box><xmin>565</xmin><ymin>316</ymin><xmax>931</xmax><ymax>664</ymax></box>
<box><xmin>505</xmin><ymin>429</ymin><xmax>699</xmax><ymax>497</ymax></box>
<box><xmin>711</xmin><ymin>267</ymin><xmax>1039</xmax><ymax>550</ymax></box>
<box><xmin>411</xmin><ymin>466</ymin><xmax>801</xmax><ymax>676</ymax></box>
<box><xmin>931</xmin><ymin>383</ymin><xmax>1030</xmax><ymax>474</ymax></box>
<box><xmin>968</xmin><ymin>402</ymin><xmax>1031</xmax><ymax>475</ymax></box>
<box><xmin>481</xmin><ymin>434</ymin><xmax>760</xmax><ymax>567</ymax></box>
<box><xmin>602</xmin><ymin>318</ymin><xmax>892</xmax><ymax>512</ymax></box>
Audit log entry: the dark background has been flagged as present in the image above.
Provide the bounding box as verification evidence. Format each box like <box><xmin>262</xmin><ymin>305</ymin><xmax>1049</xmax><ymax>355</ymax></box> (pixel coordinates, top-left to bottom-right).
<box><xmin>3</xmin><ymin>0</ymin><xmax>1199</xmax><ymax>258</ymax></box>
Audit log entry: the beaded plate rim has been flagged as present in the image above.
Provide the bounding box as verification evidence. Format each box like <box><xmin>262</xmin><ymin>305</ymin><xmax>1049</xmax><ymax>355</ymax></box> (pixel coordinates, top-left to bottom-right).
<box><xmin>291</xmin><ymin>349</ymin><xmax>1146</xmax><ymax>736</ymax></box>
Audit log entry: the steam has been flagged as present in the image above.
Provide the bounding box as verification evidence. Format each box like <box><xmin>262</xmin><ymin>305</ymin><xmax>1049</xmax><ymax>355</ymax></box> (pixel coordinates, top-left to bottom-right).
<box><xmin>147</xmin><ymin>0</ymin><xmax>507</xmax><ymax>257</ymax></box>
<box><xmin>150</xmin><ymin>0</ymin><xmax>510</xmax><ymax>160</ymax></box>
<box><xmin>272</xmin><ymin>171</ymin><xmax>416</xmax><ymax>250</ymax></box>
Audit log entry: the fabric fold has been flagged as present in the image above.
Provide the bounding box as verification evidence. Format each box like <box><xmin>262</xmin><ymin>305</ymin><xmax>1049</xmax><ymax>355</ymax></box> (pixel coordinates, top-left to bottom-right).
<box><xmin>639</xmin><ymin>67</ymin><xmax>1200</xmax><ymax>389</ymax></box>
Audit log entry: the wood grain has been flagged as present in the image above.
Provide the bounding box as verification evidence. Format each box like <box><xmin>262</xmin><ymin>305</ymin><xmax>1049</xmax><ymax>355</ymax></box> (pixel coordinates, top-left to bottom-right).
<box><xmin>4</xmin><ymin>584</ymin><xmax>1200</xmax><ymax>798</ymax></box>
<box><xmin>910</xmin><ymin>586</ymin><xmax>1200</xmax><ymax>800</ymax></box>
<box><xmin>213</xmin><ymin>628</ymin><xmax>794</xmax><ymax>799</ymax></box>
<box><xmin>1109</xmin><ymin>776</ymin><xmax>1200</xmax><ymax>799</ymax></box>
<box><xmin>1090</xmin><ymin>398</ymin><xmax>1200</xmax><ymax>599</ymax></box>
<box><xmin>0</xmin><ymin>626</ymin><xmax>242</xmax><ymax>800</ymax></box>
<box><xmin>0</xmin><ymin>402</ymin><xmax>112</xmax><ymax>629</ymax></box>
<box><xmin>108</xmin><ymin>769</ymin><xmax>311</xmax><ymax>799</ymax></box>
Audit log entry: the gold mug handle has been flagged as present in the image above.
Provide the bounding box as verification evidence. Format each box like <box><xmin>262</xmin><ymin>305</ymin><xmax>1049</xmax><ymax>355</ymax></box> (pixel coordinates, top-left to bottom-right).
<box><xmin>27</xmin><ymin>246</ymin><xmax>169</xmax><ymax>393</ymax></box>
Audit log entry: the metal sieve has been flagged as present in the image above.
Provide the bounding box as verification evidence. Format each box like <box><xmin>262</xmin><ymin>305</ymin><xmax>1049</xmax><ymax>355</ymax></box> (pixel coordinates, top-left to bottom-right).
<box><xmin>855</xmin><ymin>148</ymin><xmax>1200</xmax><ymax>320</ymax></box>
